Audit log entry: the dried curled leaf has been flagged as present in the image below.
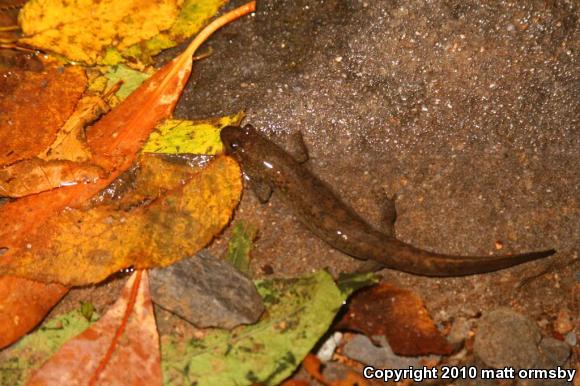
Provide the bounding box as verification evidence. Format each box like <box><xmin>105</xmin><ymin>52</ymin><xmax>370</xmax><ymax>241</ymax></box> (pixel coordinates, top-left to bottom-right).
<box><xmin>336</xmin><ymin>283</ymin><xmax>454</xmax><ymax>356</ymax></box>
<box><xmin>0</xmin><ymin>156</ymin><xmax>242</xmax><ymax>285</ymax></box>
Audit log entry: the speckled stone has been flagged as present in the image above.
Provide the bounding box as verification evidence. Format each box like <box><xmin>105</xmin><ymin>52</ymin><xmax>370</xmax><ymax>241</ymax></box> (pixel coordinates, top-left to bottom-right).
<box><xmin>149</xmin><ymin>250</ymin><xmax>264</xmax><ymax>329</ymax></box>
<box><xmin>474</xmin><ymin>308</ymin><xmax>542</xmax><ymax>369</ymax></box>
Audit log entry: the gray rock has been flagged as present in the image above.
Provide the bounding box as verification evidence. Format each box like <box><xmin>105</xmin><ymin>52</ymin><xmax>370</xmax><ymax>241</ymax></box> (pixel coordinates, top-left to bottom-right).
<box><xmin>149</xmin><ymin>250</ymin><xmax>264</xmax><ymax>329</ymax></box>
<box><xmin>564</xmin><ymin>331</ymin><xmax>576</xmax><ymax>347</ymax></box>
<box><xmin>474</xmin><ymin>308</ymin><xmax>542</xmax><ymax>369</ymax></box>
<box><xmin>538</xmin><ymin>337</ymin><xmax>571</xmax><ymax>367</ymax></box>
<box><xmin>343</xmin><ymin>334</ymin><xmax>421</xmax><ymax>369</ymax></box>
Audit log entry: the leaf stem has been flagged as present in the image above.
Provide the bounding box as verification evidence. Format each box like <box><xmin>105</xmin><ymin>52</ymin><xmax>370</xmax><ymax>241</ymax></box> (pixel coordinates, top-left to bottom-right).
<box><xmin>184</xmin><ymin>1</ymin><xmax>256</xmax><ymax>58</ymax></box>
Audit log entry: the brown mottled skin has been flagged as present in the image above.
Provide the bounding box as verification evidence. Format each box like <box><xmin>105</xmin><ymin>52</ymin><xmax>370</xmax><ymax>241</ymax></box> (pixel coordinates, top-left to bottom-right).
<box><xmin>220</xmin><ymin>124</ymin><xmax>555</xmax><ymax>277</ymax></box>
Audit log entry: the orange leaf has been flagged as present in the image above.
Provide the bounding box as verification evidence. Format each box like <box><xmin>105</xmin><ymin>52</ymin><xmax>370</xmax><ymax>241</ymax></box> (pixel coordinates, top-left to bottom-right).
<box><xmin>0</xmin><ymin>158</ymin><xmax>104</xmax><ymax>197</ymax></box>
<box><xmin>25</xmin><ymin>270</ymin><xmax>161</xmax><ymax>386</ymax></box>
<box><xmin>0</xmin><ymin>276</ymin><xmax>68</xmax><ymax>349</ymax></box>
<box><xmin>302</xmin><ymin>354</ymin><xmax>368</xmax><ymax>386</ymax></box>
<box><xmin>336</xmin><ymin>283</ymin><xmax>454</xmax><ymax>356</ymax></box>
<box><xmin>303</xmin><ymin>354</ymin><xmax>327</xmax><ymax>384</ymax></box>
<box><xmin>0</xmin><ymin>2</ymin><xmax>255</xmax><ymax>346</ymax></box>
<box><xmin>0</xmin><ymin>62</ymin><xmax>86</xmax><ymax>166</ymax></box>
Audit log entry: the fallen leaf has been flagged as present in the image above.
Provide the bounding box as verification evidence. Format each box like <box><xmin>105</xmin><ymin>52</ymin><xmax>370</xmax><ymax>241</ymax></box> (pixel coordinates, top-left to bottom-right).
<box><xmin>1</xmin><ymin>271</ymin><xmax>376</xmax><ymax>385</ymax></box>
<box><xmin>0</xmin><ymin>159</ymin><xmax>104</xmax><ymax>197</ymax></box>
<box><xmin>0</xmin><ymin>155</ymin><xmax>242</xmax><ymax>285</ymax></box>
<box><xmin>143</xmin><ymin>112</ymin><xmax>245</xmax><ymax>155</ymax></box>
<box><xmin>0</xmin><ymin>2</ymin><xmax>255</xmax><ymax>346</ymax></box>
<box><xmin>0</xmin><ymin>62</ymin><xmax>86</xmax><ymax>166</ymax></box>
<box><xmin>39</xmin><ymin>95</ymin><xmax>111</xmax><ymax>162</ymax></box>
<box><xmin>120</xmin><ymin>0</ymin><xmax>227</xmax><ymax>64</ymax></box>
<box><xmin>0</xmin><ymin>305</ymin><xmax>97</xmax><ymax>384</ymax></box>
<box><xmin>19</xmin><ymin>0</ymin><xmax>182</xmax><ymax>64</ymax></box>
<box><xmin>2</xmin><ymin>92</ymin><xmax>110</xmax><ymax>198</ymax></box>
<box><xmin>336</xmin><ymin>283</ymin><xmax>454</xmax><ymax>356</ymax></box>
<box><xmin>0</xmin><ymin>276</ymin><xmax>68</xmax><ymax>349</ymax></box>
<box><xmin>162</xmin><ymin>271</ymin><xmax>375</xmax><ymax>386</ymax></box>
<box><xmin>101</xmin><ymin>65</ymin><xmax>151</xmax><ymax>102</ymax></box>
<box><xmin>225</xmin><ymin>221</ymin><xmax>258</xmax><ymax>276</ymax></box>
<box><xmin>26</xmin><ymin>270</ymin><xmax>162</xmax><ymax>386</ymax></box>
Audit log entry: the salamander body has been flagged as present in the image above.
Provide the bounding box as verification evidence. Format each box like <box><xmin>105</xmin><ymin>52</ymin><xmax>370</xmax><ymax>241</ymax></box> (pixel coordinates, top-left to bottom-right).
<box><xmin>220</xmin><ymin>124</ymin><xmax>555</xmax><ymax>276</ymax></box>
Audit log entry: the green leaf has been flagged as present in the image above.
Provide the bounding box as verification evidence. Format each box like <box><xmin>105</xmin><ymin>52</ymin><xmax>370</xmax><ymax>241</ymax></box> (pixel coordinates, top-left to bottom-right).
<box><xmin>143</xmin><ymin>112</ymin><xmax>245</xmax><ymax>155</ymax></box>
<box><xmin>225</xmin><ymin>221</ymin><xmax>257</xmax><ymax>276</ymax></box>
<box><xmin>79</xmin><ymin>301</ymin><xmax>96</xmax><ymax>321</ymax></box>
<box><xmin>0</xmin><ymin>309</ymin><xmax>99</xmax><ymax>386</ymax></box>
<box><xmin>161</xmin><ymin>271</ymin><xmax>346</xmax><ymax>386</ymax></box>
<box><xmin>104</xmin><ymin>65</ymin><xmax>151</xmax><ymax>101</ymax></box>
<box><xmin>336</xmin><ymin>271</ymin><xmax>380</xmax><ymax>295</ymax></box>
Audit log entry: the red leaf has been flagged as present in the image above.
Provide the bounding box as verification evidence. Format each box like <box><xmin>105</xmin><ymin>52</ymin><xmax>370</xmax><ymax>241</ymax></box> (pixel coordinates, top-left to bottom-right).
<box><xmin>26</xmin><ymin>270</ymin><xmax>161</xmax><ymax>386</ymax></box>
<box><xmin>337</xmin><ymin>283</ymin><xmax>454</xmax><ymax>356</ymax></box>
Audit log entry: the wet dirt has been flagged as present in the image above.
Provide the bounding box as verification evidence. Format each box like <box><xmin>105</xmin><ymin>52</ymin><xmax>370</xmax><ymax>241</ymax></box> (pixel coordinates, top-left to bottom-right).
<box><xmin>175</xmin><ymin>0</ymin><xmax>578</xmax><ymax>323</ymax></box>
<box><xmin>46</xmin><ymin>0</ymin><xmax>578</xmax><ymax>380</ymax></box>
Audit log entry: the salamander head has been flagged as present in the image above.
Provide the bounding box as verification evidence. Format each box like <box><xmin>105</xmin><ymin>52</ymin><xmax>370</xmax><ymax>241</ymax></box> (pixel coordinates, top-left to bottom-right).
<box><xmin>220</xmin><ymin>124</ymin><xmax>257</xmax><ymax>155</ymax></box>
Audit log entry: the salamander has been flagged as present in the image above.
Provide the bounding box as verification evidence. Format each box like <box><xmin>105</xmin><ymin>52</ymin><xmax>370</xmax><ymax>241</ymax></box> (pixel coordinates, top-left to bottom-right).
<box><xmin>220</xmin><ymin>124</ymin><xmax>555</xmax><ymax>276</ymax></box>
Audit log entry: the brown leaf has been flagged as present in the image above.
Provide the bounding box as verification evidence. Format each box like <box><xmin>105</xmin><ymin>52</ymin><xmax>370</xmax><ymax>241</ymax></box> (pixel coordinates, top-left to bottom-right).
<box><xmin>0</xmin><ymin>62</ymin><xmax>86</xmax><ymax>166</ymax></box>
<box><xmin>336</xmin><ymin>283</ymin><xmax>454</xmax><ymax>356</ymax></box>
<box><xmin>26</xmin><ymin>270</ymin><xmax>161</xmax><ymax>386</ymax></box>
<box><xmin>0</xmin><ymin>276</ymin><xmax>68</xmax><ymax>349</ymax></box>
<box><xmin>0</xmin><ymin>158</ymin><xmax>104</xmax><ymax>197</ymax></box>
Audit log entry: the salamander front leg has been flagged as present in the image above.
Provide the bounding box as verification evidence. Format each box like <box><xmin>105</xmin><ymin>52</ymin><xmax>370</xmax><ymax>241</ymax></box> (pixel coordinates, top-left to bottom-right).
<box><xmin>246</xmin><ymin>176</ymin><xmax>273</xmax><ymax>203</ymax></box>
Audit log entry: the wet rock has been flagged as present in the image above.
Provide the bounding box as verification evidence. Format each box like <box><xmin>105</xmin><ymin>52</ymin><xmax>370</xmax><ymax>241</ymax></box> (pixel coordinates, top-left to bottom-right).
<box><xmin>474</xmin><ymin>308</ymin><xmax>541</xmax><ymax>369</ymax></box>
<box><xmin>538</xmin><ymin>337</ymin><xmax>571</xmax><ymax>367</ymax></box>
<box><xmin>149</xmin><ymin>250</ymin><xmax>264</xmax><ymax>329</ymax></box>
<box><xmin>343</xmin><ymin>334</ymin><xmax>421</xmax><ymax>369</ymax></box>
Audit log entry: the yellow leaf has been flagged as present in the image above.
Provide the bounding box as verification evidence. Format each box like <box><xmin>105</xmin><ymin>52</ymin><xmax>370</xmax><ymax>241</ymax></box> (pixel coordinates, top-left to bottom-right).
<box><xmin>19</xmin><ymin>0</ymin><xmax>184</xmax><ymax>64</ymax></box>
<box><xmin>0</xmin><ymin>156</ymin><xmax>242</xmax><ymax>285</ymax></box>
<box><xmin>143</xmin><ymin>112</ymin><xmax>245</xmax><ymax>155</ymax></box>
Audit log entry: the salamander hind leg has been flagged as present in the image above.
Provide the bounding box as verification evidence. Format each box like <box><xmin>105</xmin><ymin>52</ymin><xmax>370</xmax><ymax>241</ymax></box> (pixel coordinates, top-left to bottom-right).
<box><xmin>287</xmin><ymin>131</ymin><xmax>309</xmax><ymax>164</ymax></box>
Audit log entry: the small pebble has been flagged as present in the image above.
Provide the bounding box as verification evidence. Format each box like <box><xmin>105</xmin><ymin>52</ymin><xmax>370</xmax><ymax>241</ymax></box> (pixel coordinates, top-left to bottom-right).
<box><xmin>538</xmin><ymin>337</ymin><xmax>571</xmax><ymax>366</ymax></box>
<box><xmin>343</xmin><ymin>334</ymin><xmax>432</xmax><ymax>369</ymax></box>
<box><xmin>316</xmin><ymin>332</ymin><xmax>342</xmax><ymax>362</ymax></box>
<box><xmin>473</xmin><ymin>308</ymin><xmax>541</xmax><ymax>369</ymax></box>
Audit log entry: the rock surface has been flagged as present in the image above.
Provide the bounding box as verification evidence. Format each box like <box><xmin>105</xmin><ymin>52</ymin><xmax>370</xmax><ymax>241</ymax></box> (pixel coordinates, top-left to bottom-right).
<box><xmin>149</xmin><ymin>250</ymin><xmax>264</xmax><ymax>329</ymax></box>
<box><xmin>474</xmin><ymin>308</ymin><xmax>542</xmax><ymax>369</ymax></box>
